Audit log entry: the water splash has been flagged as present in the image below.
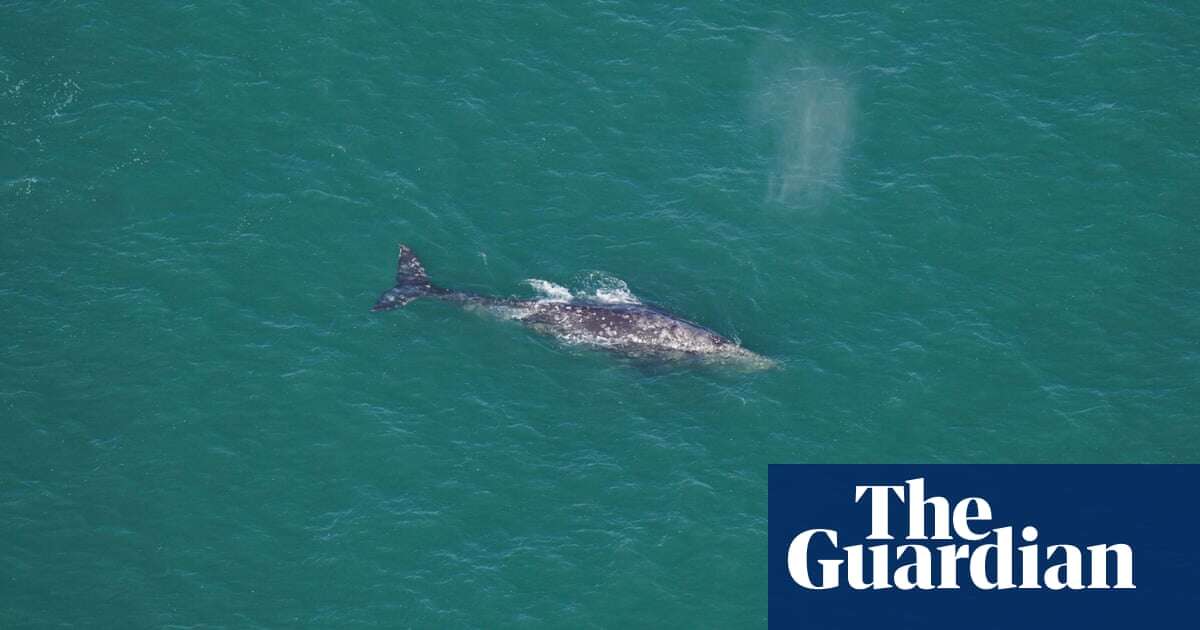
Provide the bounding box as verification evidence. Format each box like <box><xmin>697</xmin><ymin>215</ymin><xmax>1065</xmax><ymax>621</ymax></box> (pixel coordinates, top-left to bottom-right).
<box><xmin>524</xmin><ymin>278</ymin><xmax>573</xmax><ymax>302</ymax></box>
<box><xmin>525</xmin><ymin>272</ymin><xmax>641</xmax><ymax>304</ymax></box>
<box><xmin>576</xmin><ymin>271</ymin><xmax>641</xmax><ymax>304</ymax></box>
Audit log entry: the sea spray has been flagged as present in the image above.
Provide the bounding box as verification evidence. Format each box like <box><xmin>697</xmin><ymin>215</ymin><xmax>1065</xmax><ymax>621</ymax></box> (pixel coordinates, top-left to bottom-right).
<box><xmin>751</xmin><ymin>55</ymin><xmax>854</xmax><ymax>205</ymax></box>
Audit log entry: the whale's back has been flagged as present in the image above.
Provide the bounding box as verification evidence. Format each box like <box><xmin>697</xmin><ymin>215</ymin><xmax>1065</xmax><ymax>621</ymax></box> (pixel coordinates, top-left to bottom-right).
<box><xmin>515</xmin><ymin>301</ymin><xmax>771</xmax><ymax>367</ymax></box>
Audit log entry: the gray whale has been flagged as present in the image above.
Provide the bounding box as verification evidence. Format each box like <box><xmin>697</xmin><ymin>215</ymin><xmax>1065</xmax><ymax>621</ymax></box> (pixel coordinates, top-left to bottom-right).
<box><xmin>373</xmin><ymin>244</ymin><xmax>775</xmax><ymax>369</ymax></box>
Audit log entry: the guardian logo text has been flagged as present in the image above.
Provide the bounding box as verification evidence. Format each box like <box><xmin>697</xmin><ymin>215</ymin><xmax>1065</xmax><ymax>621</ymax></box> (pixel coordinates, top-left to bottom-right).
<box><xmin>768</xmin><ymin>465</ymin><xmax>1199</xmax><ymax>627</ymax></box>
<box><xmin>785</xmin><ymin>478</ymin><xmax>1134</xmax><ymax>591</ymax></box>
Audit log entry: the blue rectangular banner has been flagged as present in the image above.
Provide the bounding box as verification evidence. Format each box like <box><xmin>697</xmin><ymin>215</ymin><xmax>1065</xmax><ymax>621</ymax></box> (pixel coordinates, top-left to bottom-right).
<box><xmin>768</xmin><ymin>465</ymin><xmax>1200</xmax><ymax>627</ymax></box>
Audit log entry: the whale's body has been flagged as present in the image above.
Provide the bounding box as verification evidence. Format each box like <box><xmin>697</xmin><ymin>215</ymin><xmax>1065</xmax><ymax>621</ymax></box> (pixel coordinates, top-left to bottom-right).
<box><xmin>373</xmin><ymin>245</ymin><xmax>774</xmax><ymax>369</ymax></box>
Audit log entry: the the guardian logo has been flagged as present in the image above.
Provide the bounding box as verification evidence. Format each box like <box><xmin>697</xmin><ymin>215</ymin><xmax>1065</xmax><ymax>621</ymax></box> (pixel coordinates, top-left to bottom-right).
<box><xmin>787</xmin><ymin>478</ymin><xmax>1135</xmax><ymax>591</ymax></box>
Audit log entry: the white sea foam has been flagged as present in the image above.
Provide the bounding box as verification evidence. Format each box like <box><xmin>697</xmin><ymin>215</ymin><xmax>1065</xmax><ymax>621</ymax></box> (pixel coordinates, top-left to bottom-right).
<box><xmin>578</xmin><ymin>272</ymin><xmax>641</xmax><ymax>304</ymax></box>
<box><xmin>525</xmin><ymin>278</ymin><xmax>572</xmax><ymax>302</ymax></box>
<box><xmin>526</xmin><ymin>273</ymin><xmax>642</xmax><ymax>304</ymax></box>
<box><xmin>593</xmin><ymin>286</ymin><xmax>639</xmax><ymax>304</ymax></box>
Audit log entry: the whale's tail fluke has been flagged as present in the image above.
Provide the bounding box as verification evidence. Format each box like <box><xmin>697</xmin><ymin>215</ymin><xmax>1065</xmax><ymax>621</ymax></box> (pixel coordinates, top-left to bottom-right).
<box><xmin>372</xmin><ymin>244</ymin><xmax>441</xmax><ymax>311</ymax></box>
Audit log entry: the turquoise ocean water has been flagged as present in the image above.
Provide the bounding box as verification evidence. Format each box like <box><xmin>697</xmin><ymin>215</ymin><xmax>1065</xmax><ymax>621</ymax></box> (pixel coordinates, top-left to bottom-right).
<box><xmin>3</xmin><ymin>2</ymin><xmax>1198</xmax><ymax>626</ymax></box>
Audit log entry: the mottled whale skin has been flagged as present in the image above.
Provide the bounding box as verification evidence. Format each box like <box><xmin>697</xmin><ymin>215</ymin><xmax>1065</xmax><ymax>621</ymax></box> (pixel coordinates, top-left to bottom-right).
<box><xmin>373</xmin><ymin>245</ymin><xmax>775</xmax><ymax>369</ymax></box>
